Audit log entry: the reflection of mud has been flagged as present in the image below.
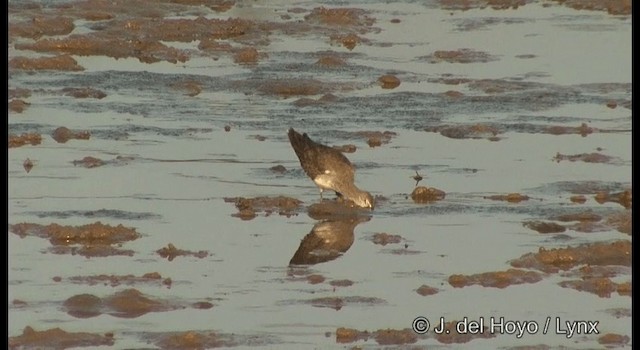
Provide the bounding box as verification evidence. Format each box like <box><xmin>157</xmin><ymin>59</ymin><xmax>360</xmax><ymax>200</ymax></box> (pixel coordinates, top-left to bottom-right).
<box><xmin>62</xmin><ymin>87</ymin><xmax>107</xmax><ymax>99</ymax></box>
<box><xmin>559</xmin><ymin>277</ymin><xmax>630</xmax><ymax>298</ymax></box>
<box><xmin>485</xmin><ymin>193</ymin><xmax>529</xmax><ymax>203</ymax></box>
<box><xmin>434</xmin><ymin>320</ymin><xmax>496</xmax><ymax>344</ymax></box>
<box><xmin>523</xmin><ymin>221</ymin><xmax>566</xmax><ymax>234</ymax></box>
<box><xmin>449</xmin><ymin>269</ymin><xmax>543</xmax><ymax>289</ymax></box>
<box><xmin>142</xmin><ymin>330</ymin><xmax>277</xmax><ymax>349</ymax></box>
<box><xmin>52</xmin><ymin>126</ymin><xmax>90</xmax><ymax>143</ymax></box>
<box><xmin>72</xmin><ymin>155</ymin><xmax>135</xmax><ymax>168</ymax></box>
<box><xmin>554</xmin><ymin>152</ymin><xmax>617</xmax><ymax>164</ymax></box>
<box><xmin>524</xmin><ymin>209</ymin><xmax>630</xmax><ymax>234</ymax></box>
<box><xmin>425</xmin><ymin>124</ymin><xmax>501</xmax><ymax>140</ymax></box>
<box><xmin>439</xmin><ymin>0</ymin><xmax>631</xmax><ymax>15</ymax></box>
<box><xmin>63</xmin><ymin>288</ymin><xmax>210</xmax><ymax>318</ymax></box>
<box><xmin>225</xmin><ymin>196</ymin><xmax>302</xmax><ymax>220</ymax></box>
<box><xmin>510</xmin><ymin>240</ymin><xmax>631</xmax><ymax>273</ymax></box>
<box><xmin>64</xmin><ymin>272</ymin><xmax>172</xmax><ymax>288</ymax></box>
<box><xmin>27</xmin><ymin>209</ymin><xmax>160</xmax><ymax>220</ymax></box>
<box><xmin>336</xmin><ymin>327</ymin><xmax>418</xmax><ymax>345</ymax></box>
<box><xmin>10</xmin><ymin>221</ymin><xmax>140</xmax><ymax>257</ymax></box>
<box><xmin>371</xmin><ymin>232</ymin><xmax>402</xmax><ymax>246</ymax></box>
<box><xmin>421</xmin><ymin>49</ymin><xmax>498</xmax><ymax>63</ymax></box>
<box><xmin>9</xmin><ymin>326</ymin><xmax>114</xmax><ymax>349</ymax></box>
<box><xmin>296</xmin><ymin>296</ymin><xmax>386</xmax><ymax>310</ymax></box>
<box><xmin>290</xmin><ymin>216</ymin><xmax>369</xmax><ymax>265</ymax></box>
<box><xmin>157</xmin><ymin>243</ymin><xmax>208</xmax><ymax>261</ymax></box>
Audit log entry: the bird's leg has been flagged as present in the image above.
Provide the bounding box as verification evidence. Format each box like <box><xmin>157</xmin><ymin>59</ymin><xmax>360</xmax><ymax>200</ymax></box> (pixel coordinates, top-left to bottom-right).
<box><xmin>318</xmin><ymin>187</ymin><xmax>324</xmax><ymax>201</ymax></box>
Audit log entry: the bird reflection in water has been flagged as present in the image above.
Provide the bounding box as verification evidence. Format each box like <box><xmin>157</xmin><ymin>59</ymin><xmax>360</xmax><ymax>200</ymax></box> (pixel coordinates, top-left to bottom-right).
<box><xmin>290</xmin><ymin>216</ymin><xmax>370</xmax><ymax>266</ymax></box>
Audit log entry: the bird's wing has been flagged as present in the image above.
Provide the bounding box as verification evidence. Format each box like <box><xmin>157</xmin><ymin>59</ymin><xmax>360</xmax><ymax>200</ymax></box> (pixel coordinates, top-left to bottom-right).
<box><xmin>289</xmin><ymin>129</ymin><xmax>355</xmax><ymax>181</ymax></box>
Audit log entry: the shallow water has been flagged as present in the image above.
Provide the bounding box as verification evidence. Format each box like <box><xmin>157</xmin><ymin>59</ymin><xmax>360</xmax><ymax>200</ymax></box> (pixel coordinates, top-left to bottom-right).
<box><xmin>9</xmin><ymin>0</ymin><xmax>631</xmax><ymax>348</ymax></box>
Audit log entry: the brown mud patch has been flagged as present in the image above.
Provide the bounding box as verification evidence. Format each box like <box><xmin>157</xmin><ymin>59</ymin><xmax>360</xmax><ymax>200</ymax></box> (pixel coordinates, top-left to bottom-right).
<box><xmin>330</xmin><ymin>279</ymin><xmax>354</xmax><ymax>287</ymax></box>
<box><xmin>63</xmin><ymin>288</ymin><xmax>206</xmax><ymax>318</ymax></box>
<box><xmin>330</xmin><ymin>33</ymin><xmax>368</xmax><ymax>50</ymax></box>
<box><xmin>595</xmin><ymin>190</ymin><xmax>631</xmax><ymax>209</ymax></box>
<box><xmin>559</xmin><ymin>277</ymin><xmax>630</xmax><ymax>298</ymax></box>
<box><xmin>157</xmin><ymin>243</ymin><xmax>208</xmax><ymax>261</ymax></box>
<box><xmin>72</xmin><ymin>155</ymin><xmax>135</xmax><ymax>168</ymax></box>
<box><xmin>523</xmin><ymin>221</ymin><xmax>566</xmax><ymax>234</ymax></box>
<box><xmin>570</xmin><ymin>195</ymin><xmax>587</xmax><ymax>204</ymax></box>
<box><xmin>9</xmin><ymin>326</ymin><xmax>114</xmax><ymax>350</ymax></box>
<box><xmin>485</xmin><ymin>193</ymin><xmax>529</xmax><ymax>203</ymax></box>
<box><xmin>291</xmin><ymin>296</ymin><xmax>385</xmax><ymax>311</ymax></box>
<box><xmin>416</xmin><ymin>284</ymin><xmax>439</xmax><ymax>296</ymax></box>
<box><xmin>9</xmin><ymin>99</ymin><xmax>30</xmax><ymax>113</ymax></box>
<box><xmin>293</xmin><ymin>93</ymin><xmax>339</xmax><ymax>107</ymax></box>
<box><xmin>336</xmin><ymin>327</ymin><xmax>417</xmax><ymax>345</ymax></box>
<box><xmin>10</xmin><ymin>221</ymin><xmax>139</xmax><ymax>257</ymax></box>
<box><xmin>315</xmin><ymin>55</ymin><xmax>347</xmax><ymax>67</ymax></box>
<box><xmin>547</xmin><ymin>0</ymin><xmax>631</xmax><ymax>15</ymax></box>
<box><xmin>225</xmin><ymin>196</ymin><xmax>302</xmax><ymax>220</ymax></box>
<box><xmin>52</xmin><ymin>126</ymin><xmax>91</xmax><ymax>143</ymax></box>
<box><xmin>142</xmin><ymin>330</ymin><xmax>277</xmax><ymax>349</ymax></box>
<box><xmin>23</xmin><ymin>158</ymin><xmax>34</xmax><ymax>173</ymax></box>
<box><xmin>9</xmin><ymin>16</ymin><xmax>75</xmax><ymax>40</ymax></box>
<box><xmin>171</xmin><ymin>80</ymin><xmax>203</xmax><ymax>97</ymax></box>
<box><xmin>411</xmin><ymin>186</ymin><xmax>446</xmax><ymax>203</ymax></box>
<box><xmin>349</xmin><ymin>130</ymin><xmax>396</xmax><ymax>147</ymax></box>
<box><xmin>545</xmin><ymin>123</ymin><xmax>594</xmax><ymax>136</ymax></box>
<box><xmin>421</xmin><ymin>49</ymin><xmax>498</xmax><ymax>63</ymax></box>
<box><xmin>598</xmin><ymin>333</ymin><xmax>631</xmax><ymax>346</ymax></box>
<box><xmin>9</xmin><ymin>88</ymin><xmax>31</xmax><ymax>99</ymax></box>
<box><xmin>425</xmin><ymin>124</ymin><xmax>501</xmax><ymax>140</ymax></box>
<box><xmin>306</xmin><ymin>274</ymin><xmax>326</xmax><ymax>284</ymax></box>
<box><xmin>332</xmin><ymin>143</ymin><xmax>356</xmax><ymax>153</ymax></box>
<box><xmin>9</xmin><ymin>55</ymin><xmax>84</xmax><ymax>71</ymax></box>
<box><xmin>553</xmin><ymin>152</ymin><xmax>616</xmax><ymax>164</ymax></box>
<box><xmin>8</xmin><ymin>133</ymin><xmax>42</xmax><ymax>148</ymax></box>
<box><xmin>371</xmin><ymin>232</ymin><xmax>402</xmax><ymax>246</ymax></box>
<box><xmin>256</xmin><ymin>79</ymin><xmax>344</xmax><ymax>98</ymax></box>
<box><xmin>510</xmin><ymin>240</ymin><xmax>631</xmax><ymax>273</ymax></box>
<box><xmin>62</xmin><ymin>87</ymin><xmax>107</xmax><ymax>99</ymax></box>
<box><xmin>304</xmin><ymin>7</ymin><xmax>375</xmax><ymax>27</ymax></box>
<box><xmin>434</xmin><ymin>320</ymin><xmax>496</xmax><ymax>344</ymax></box>
<box><xmin>269</xmin><ymin>165</ymin><xmax>287</xmax><ymax>174</ymax></box>
<box><xmin>50</xmin><ymin>244</ymin><xmax>135</xmax><ymax>257</ymax></box>
<box><xmin>438</xmin><ymin>0</ymin><xmax>528</xmax><ymax>11</ymax></box>
<box><xmin>449</xmin><ymin>269</ymin><xmax>543</xmax><ymax>289</ymax></box>
<box><xmin>378</xmin><ymin>74</ymin><xmax>400</xmax><ymax>89</ymax></box>
<box><xmin>233</xmin><ymin>47</ymin><xmax>266</xmax><ymax>65</ymax></box>
<box><xmin>62</xmin><ymin>272</ymin><xmax>172</xmax><ymax>288</ymax></box>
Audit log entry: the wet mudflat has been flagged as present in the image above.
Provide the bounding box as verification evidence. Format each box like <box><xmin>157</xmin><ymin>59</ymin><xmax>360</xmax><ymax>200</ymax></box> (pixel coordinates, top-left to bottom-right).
<box><xmin>8</xmin><ymin>0</ymin><xmax>631</xmax><ymax>348</ymax></box>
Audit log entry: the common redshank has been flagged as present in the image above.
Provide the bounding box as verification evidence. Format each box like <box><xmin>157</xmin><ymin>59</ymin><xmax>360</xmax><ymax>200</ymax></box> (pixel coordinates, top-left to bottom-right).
<box><xmin>288</xmin><ymin>128</ymin><xmax>374</xmax><ymax>209</ymax></box>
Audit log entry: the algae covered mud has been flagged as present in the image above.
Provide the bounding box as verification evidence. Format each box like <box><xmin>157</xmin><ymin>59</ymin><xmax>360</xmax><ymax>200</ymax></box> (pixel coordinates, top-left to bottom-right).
<box><xmin>9</xmin><ymin>0</ymin><xmax>631</xmax><ymax>348</ymax></box>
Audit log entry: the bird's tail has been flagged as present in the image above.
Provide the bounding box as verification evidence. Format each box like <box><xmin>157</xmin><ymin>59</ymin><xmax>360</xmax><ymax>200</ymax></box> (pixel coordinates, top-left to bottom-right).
<box><xmin>288</xmin><ymin>128</ymin><xmax>310</xmax><ymax>155</ymax></box>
